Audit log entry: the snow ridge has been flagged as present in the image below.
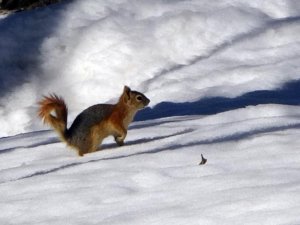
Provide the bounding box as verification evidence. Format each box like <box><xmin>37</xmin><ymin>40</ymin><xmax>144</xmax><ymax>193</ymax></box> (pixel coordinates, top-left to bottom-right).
<box><xmin>0</xmin><ymin>0</ymin><xmax>300</xmax><ymax>136</ymax></box>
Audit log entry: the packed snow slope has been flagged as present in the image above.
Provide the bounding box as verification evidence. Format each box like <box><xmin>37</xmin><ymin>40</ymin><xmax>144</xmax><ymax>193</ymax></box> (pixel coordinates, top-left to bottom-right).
<box><xmin>1</xmin><ymin>0</ymin><xmax>300</xmax><ymax>224</ymax></box>
<box><xmin>1</xmin><ymin>105</ymin><xmax>300</xmax><ymax>225</ymax></box>
<box><xmin>0</xmin><ymin>0</ymin><xmax>300</xmax><ymax>136</ymax></box>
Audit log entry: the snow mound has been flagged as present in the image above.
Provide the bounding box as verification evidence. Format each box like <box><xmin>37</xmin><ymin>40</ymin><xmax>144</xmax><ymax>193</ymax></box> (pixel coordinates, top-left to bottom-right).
<box><xmin>0</xmin><ymin>0</ymin><xmax>300</xmax><ymax>136</ymax></box>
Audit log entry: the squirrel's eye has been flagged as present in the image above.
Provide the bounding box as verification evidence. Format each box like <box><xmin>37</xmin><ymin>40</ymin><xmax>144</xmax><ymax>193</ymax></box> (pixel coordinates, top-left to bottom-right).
<box><xmin>136</xmin><ymin>95</ymin><xmax>143</xmax><ymax>101</ymax></box>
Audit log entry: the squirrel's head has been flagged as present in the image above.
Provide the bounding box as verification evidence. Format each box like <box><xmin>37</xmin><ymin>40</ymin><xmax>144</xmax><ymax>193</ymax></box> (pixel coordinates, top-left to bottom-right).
<box><xmin>121</xmin><ymin>86</ymin><xmax>150</xmax><ymax>110</ymax></box>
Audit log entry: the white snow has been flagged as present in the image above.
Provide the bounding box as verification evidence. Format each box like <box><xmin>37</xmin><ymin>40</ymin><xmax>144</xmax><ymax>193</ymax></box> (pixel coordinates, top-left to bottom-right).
<box><xmin>1</xmin><ymin>0</ymin><xmax>300</xmax><ymax>224</ymax></box>
<box><xmin>1</xmin><ymin>0</ymin><xmax>300</xmax><ymax>136</ymax></box>
<box><xmin>1</xmin><ymin>105</ymin><xmax>300</xmax><ymax>224</ymax></box>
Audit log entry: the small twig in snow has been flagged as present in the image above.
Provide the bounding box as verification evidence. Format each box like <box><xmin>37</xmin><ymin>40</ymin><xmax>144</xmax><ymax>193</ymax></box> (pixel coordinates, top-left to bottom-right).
<box><xmin>199</xmin><ymin>154</ymin><xmax>207</xmax><ymax>165</ymax></box>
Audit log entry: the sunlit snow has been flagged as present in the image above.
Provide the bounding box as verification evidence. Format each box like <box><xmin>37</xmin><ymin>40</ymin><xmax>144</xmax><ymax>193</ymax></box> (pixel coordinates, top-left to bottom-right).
<box><xmin>1</xmin><ymin>0</ymin><xmax>300</xmax><ymax>224</ymax></box>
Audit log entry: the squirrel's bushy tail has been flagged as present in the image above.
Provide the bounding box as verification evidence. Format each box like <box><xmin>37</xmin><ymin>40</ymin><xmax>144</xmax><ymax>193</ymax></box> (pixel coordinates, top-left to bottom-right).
<box><xmin>38</xmin><ymin>94</ymin><xmax>68</xmax><ymax>142</ymax></box>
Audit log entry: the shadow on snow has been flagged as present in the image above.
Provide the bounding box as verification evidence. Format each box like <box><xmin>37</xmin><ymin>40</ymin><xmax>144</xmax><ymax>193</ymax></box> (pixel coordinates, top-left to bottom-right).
<box><xmin>0</xmin><ymin>0</ymin><xmax>75</xmax><ymax>98</ymax></box>
<box><xmin>135</xmin><ymin>79</ymin><xmax>300</xmax><ymax>121</ymax></box>
<box><xmin>2</xmin><ymin>79</ymin><xmax>300</xmax><ymax>156</ymax></box>
<box><xmin>5</xmin><ymin>121</ymin><xmax>300</xmax><ymax>183</ymax></box>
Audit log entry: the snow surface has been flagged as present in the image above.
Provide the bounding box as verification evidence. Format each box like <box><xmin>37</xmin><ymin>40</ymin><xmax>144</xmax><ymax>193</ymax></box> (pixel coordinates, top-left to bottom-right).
<box><xmin>1</xmin><ymin>0</ymin><xmax>300</xmax><ymax>224</ymax></box>
<box><xmin>1</xmin><ymin>105</ymin><xmax>300</xmax><ymax>224</ymax></box>
<box><xmin>0</xmin><ymin>0</ymin><xmax>300</xmax><ymax>136</ymax></box>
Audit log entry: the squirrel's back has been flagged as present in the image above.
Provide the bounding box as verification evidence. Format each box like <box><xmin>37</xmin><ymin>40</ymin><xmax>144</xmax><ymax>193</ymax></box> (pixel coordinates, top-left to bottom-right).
<box><xmin>66</xmin><ymin>104</ymin><xmax>114</xmax><ymax>148</ymax></box>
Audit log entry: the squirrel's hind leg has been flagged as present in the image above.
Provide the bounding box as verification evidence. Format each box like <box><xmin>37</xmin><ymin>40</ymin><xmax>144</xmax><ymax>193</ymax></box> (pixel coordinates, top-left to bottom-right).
<box><xmin>88</xmin><ymin>137</ymin><xmax>103</xmax><ymax>153</ymax></box>
<box><xmin>76</xmin><ymin>139</ymin><xmax>102</xmax><ymax>155</ymax></box>
<box><xmin>71</xmin><ymin>135</ymin><xmax>94</xmax><ymax>156</ymax></box>
<box><xmin>87</xmin><ymin>128</ymin><xmax>105</xmax><ymax>153</ymax></box>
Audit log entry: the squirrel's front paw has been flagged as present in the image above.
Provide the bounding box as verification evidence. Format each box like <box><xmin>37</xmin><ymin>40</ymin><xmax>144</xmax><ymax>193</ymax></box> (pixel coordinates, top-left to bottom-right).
<box><xmin>115</xmin><ymin>137</ymin><xmax>124</xmax><ymax>146</ymax></box>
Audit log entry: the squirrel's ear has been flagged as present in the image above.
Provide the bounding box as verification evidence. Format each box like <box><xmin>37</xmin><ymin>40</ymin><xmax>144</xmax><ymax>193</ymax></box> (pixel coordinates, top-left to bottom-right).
<box><xmin>124</xmin><ymin>86</ymin><xmax>131</xmax><ymax>94</ymax></box>
<box><xmin>123</xmin><ymin>86</ymin><xmax>131</xmax><ymax>102</ymax></box>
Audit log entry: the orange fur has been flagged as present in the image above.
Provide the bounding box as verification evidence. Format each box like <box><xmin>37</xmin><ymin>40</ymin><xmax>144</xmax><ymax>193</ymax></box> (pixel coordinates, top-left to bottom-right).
<box><xmin>38</xmin><ymin>94</ymin><xmax>68</xmax><ymax>142</ymax></box>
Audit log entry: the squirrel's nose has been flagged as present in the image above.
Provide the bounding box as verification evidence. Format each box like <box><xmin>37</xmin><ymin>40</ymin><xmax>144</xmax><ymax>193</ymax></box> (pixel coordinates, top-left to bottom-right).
<box><xmin>145</xmin><ymin>98</ymin><xmax>150</xmax><ymax>106</ymax></box>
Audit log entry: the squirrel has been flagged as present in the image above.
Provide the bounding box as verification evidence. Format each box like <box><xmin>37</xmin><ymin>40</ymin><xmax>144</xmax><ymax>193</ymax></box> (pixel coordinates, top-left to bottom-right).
<box><xmin>38</xmin><ymin>86</ymin><xmax>150</xmax><ymax>156</ymax></box>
